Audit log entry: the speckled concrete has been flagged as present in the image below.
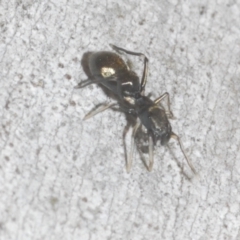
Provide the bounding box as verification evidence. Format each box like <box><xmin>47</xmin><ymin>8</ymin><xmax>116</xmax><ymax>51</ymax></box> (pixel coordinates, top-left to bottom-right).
<box><xmin>0</xmin><ymin>1</ymin><xmax>240</xmax><ymax>239</ymax></box>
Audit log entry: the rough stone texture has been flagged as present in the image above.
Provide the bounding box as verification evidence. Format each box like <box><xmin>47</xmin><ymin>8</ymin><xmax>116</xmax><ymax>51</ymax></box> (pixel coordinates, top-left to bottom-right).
<box><xmin>0</xmin><ymin>0</ymin><xmax>240</xmax><ymax>239</ymax></box>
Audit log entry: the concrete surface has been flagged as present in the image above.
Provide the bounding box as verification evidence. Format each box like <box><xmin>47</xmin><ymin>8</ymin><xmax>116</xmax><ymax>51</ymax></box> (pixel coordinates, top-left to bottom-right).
<box><xmin>0</xmin><ymin>0</ymin><xmax>240</xmax><ymax>239</ymax></box>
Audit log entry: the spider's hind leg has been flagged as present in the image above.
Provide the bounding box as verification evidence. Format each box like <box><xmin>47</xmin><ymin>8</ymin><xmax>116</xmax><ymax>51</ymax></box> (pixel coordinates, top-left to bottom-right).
<box><xmin>83</xmin><ymin>103</ymin><xmax>118</xmax><ymax>120</ymax></box>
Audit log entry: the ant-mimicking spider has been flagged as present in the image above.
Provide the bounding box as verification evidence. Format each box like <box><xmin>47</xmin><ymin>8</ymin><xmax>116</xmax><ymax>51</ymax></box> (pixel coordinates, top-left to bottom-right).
<box><xmin>76</xmin><ymin>44</ymin><xmax>196</xmax><ymax>174</ymax></box>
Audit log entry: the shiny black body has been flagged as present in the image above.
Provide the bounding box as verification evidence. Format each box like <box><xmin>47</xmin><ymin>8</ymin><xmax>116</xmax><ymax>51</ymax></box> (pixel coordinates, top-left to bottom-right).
<box><xmin>76</xmin><ymin>44</ymin><xmax>195</xmax><ymax>173</ymax></box>
<box><xmin>85</xmin><ymin>48</ymin><xmax>171</xmax><ymax>146</ymax></box>
<box><xmin>134</xmin><ymin>96</ymin><xmax>172</xmax><ymax>146</ymax></box>
<box><xmin>88</xmin><ymin>51</ymin><xmax>140</xmax><ymax>100</ymax></box>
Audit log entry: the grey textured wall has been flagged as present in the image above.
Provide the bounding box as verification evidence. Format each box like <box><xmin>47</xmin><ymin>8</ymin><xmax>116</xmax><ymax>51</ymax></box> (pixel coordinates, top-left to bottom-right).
<box><xmin>0</xmin><ymin>0</ymin><xmax>240</xmax><ymax>239</ymax></box>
